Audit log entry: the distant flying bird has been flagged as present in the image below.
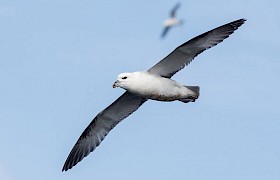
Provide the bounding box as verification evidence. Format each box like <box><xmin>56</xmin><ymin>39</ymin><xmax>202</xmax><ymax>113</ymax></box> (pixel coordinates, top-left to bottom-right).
<box><xmin>62</xmin><ymin>18</ymin><xmax>246</xmax><ymax>171</ymax></box>
<box><xmin>161</xmin><ymin>2</ymin><xmax>183</xmax><ymax>38</ymax></box>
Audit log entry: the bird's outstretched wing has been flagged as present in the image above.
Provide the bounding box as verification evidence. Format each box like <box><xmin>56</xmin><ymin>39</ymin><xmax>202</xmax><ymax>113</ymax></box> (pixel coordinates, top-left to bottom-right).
<box><xmin>161</xmin><ymin>27</ymin><xmax>170</xmax><ymax>39</ymax></box>
<box><xmin>149</xmin><ymin>19</ymin><xmax>246</xmax><ymax>78</ymax></box>
<box><xmin>170</xmin><ymin>2</ymin><xmax>180</xmax><ymax>17</ymax></box>
<box><xmin>62</xmin><ymin>92</ymin><xmax>146</xmax><ymax>171</ymax></box>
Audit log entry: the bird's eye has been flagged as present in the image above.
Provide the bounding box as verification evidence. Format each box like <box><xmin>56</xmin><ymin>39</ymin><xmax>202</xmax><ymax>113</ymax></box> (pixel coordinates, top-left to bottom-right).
<box><xmin>122</xmin><ymin>76</ymin><xmax>127</xmax><ymax>80</ymax></box>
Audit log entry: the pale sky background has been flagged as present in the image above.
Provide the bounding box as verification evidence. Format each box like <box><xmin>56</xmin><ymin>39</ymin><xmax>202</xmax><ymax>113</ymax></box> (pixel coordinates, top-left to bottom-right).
<box><xmin>0</xmin><ymin>0</ymin><xmax>280</xmax><ymax>180</ymax></box>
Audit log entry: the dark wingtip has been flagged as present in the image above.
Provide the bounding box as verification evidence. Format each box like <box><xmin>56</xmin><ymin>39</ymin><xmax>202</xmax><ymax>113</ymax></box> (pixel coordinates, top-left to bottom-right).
<box><xmin>239</xmin><ymin>18</ymin><xmax>246</xmax><ymax>23</ymax></box>
<box><xmin>62</xmin><ymin>158</ymin><xmax>71</xmax><ymax>172</ymax></box>
<box><xmin>62</xmin><ymin>155</ymin><xmax>79</xmax><ymax>172</ymax></box>
<box><xmin>62</xmin><ymin>164</ymin><xmax>67</xmax><ymax>172</ymax></box>
<box><xmin>230</xmin><ymin>18</ymin><xmax>246</xmax><ymax>31</ymax></box>
<box><xmin>62</xmin><ymin>163</ymin><xmax>69</xmax><ymax>172</ymax></box>
<box><xmin>238</xmin><ymin>18</ymin><xmax>246</xmax><ymax>22</ymax></box>
<box><xmin>232</xmin><ymin>18</ymin><xmax>247</xmax><ymax>26</ymax></box>
<box><xmin>62</xmin><ymin>151</ymin><xmax>78</xmax><ymax>172</ymax></box>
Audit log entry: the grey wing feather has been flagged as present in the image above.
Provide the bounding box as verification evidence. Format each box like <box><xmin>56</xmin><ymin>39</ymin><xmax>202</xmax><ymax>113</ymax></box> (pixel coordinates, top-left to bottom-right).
<box><xmin>149</xmin><ymin>18</ymin><xmax>246</xmax><ymax>78</ymax></box>
<box><xmin>62</xmin><ymin>92</ymin><xmax>146</xmax><ymax>171</ymax></box>
<box><xmin>161</xmin><ymin>27</ymin><xmax>170</xmax><ymax>39</ymax></box>
<box><xmin>170</xmin><ymin>2</ymin><xmax>180</xmax><ymax>17</ymax></box>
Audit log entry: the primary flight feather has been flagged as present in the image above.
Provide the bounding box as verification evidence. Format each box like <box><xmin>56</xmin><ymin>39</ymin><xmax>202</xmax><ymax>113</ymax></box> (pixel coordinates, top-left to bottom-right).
<box><xmin>62</xmin><ymin>18</ymin><xmax>246</xmax><ymax>171</ymax></box>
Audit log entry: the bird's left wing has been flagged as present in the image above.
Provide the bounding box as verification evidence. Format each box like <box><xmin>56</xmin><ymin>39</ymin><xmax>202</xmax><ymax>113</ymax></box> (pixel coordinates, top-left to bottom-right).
<box><xmin>170</xmin><ymin>2</ymin><xmax>180</xmax><ymax>17</ymax></box>
<box><xmin>62</xmin><ymin>91</ymin><xmax>146</xmax><ymax>171</ymax></box>
<box><xmin>148</xmin><ymin>18</ymin><xmax>246</xmax><ymax>78</ymax></box>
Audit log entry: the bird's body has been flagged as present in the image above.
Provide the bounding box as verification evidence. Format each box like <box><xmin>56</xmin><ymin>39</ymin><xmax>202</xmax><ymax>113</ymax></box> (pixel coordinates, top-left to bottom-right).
<box><xmin>163</xmin><ymin>17</ymin><xmax>182</xmax><ymax>28</ymax></box>
<box><xmin>62</xmin><ymin>18</ymin><xmax>246</xmax><ymax>171</ymax></box>
<box><xmin>113</xmin><ymin>71</ymin><xmax>199</xmax><ymax>102</ymax></box>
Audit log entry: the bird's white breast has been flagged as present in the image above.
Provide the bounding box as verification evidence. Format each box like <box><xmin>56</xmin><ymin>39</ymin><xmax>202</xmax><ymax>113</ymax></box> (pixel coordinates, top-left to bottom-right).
<box><xmin>126</xmin><ymin>72</ymin><xmax>187</xmax><ymax>101</ymax></box>
<box><xmin>164</xmin><ymin>18</ymin><xmax>179</xmax><ymax>27</ymax></box>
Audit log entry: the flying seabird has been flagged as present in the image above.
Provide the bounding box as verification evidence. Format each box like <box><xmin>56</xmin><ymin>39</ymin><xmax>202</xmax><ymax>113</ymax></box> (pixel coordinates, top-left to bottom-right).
<box><xmin>161</xmin><ymin>2</ymin><xmax>183</xmax><ymax>38</ymax></box>
<box><xmin>62</xmin><ymin>18</ymin><xmax>246</xmax><ymax>171</ymax></box>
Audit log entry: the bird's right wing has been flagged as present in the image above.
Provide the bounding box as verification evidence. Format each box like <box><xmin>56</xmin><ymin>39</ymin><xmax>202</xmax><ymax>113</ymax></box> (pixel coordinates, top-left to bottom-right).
<box><xmin>148</xmin><ymin>19</ymin><xmax>246</xmax><ymax>78</ymax></box>
<box><xmin>62</xmin><ymin>91</ymin><xmax>146</xmax><ymax>171</ymax></box>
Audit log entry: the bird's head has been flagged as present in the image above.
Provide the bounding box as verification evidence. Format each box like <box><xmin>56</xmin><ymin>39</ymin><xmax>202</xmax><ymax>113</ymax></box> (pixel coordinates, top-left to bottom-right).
<box><xmin>113</xmin><ymin>72</ymin><xmax>141</xmax><ymax>90</ymax></box>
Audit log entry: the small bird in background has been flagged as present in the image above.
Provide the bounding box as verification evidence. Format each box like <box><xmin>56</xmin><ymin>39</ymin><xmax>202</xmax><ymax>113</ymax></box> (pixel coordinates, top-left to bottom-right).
<box><xmin>161</xmin><ymin>2</ymin><xmax>183</xmax><ymax>38</ymax></box>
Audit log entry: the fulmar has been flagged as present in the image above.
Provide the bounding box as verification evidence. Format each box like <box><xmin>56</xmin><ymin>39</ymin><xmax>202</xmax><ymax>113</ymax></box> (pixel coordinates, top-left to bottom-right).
<box><xmin>161</xmin><ymin>2</ymin><xmax>183</xmax><ymax>38</ymax></box>
<box><xmin>62</xmin><ymin>18</ymin><xmax>246</xmax><ymax>171</ymax></box>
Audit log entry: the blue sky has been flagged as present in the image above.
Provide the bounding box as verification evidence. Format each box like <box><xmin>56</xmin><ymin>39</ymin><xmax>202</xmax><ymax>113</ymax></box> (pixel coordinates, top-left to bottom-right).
<box><xmin>0</xmin><ymin>0</ymin><xmax>279</xmax><ymax>180</ymax></box>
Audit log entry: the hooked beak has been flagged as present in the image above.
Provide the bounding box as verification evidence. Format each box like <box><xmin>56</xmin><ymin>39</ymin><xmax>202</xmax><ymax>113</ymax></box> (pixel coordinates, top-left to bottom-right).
<box><xmin>112</xmin><ymin>81</ymin><xmax>119</xmax><ymax>88</ymax></box>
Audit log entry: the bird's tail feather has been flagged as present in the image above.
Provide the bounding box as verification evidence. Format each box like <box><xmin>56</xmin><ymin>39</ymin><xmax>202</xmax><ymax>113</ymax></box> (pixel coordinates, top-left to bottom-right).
<box><xmin>178</xmin><ymin>86</ymin><xmax>200</xmax><ymax>103</ymax></box>
<box><xmin>184</xmin><ymin>85</ymin><xmax>200</xmax><ymax>95</ymax></box>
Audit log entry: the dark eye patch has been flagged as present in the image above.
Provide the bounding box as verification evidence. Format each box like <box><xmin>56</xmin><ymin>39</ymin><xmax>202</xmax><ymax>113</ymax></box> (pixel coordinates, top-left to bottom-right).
<box><xmin>122</xmin><ymin>76</ymin><xmax>127</xmax><ymax>80</ymax></box>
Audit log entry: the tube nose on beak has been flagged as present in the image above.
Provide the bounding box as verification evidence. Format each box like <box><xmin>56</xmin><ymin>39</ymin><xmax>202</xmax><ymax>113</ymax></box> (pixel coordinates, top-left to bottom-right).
<box><xmin>112</xmin><ymin>81</ymin><xmax>118</xmax><ymax>88</ymax></box>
